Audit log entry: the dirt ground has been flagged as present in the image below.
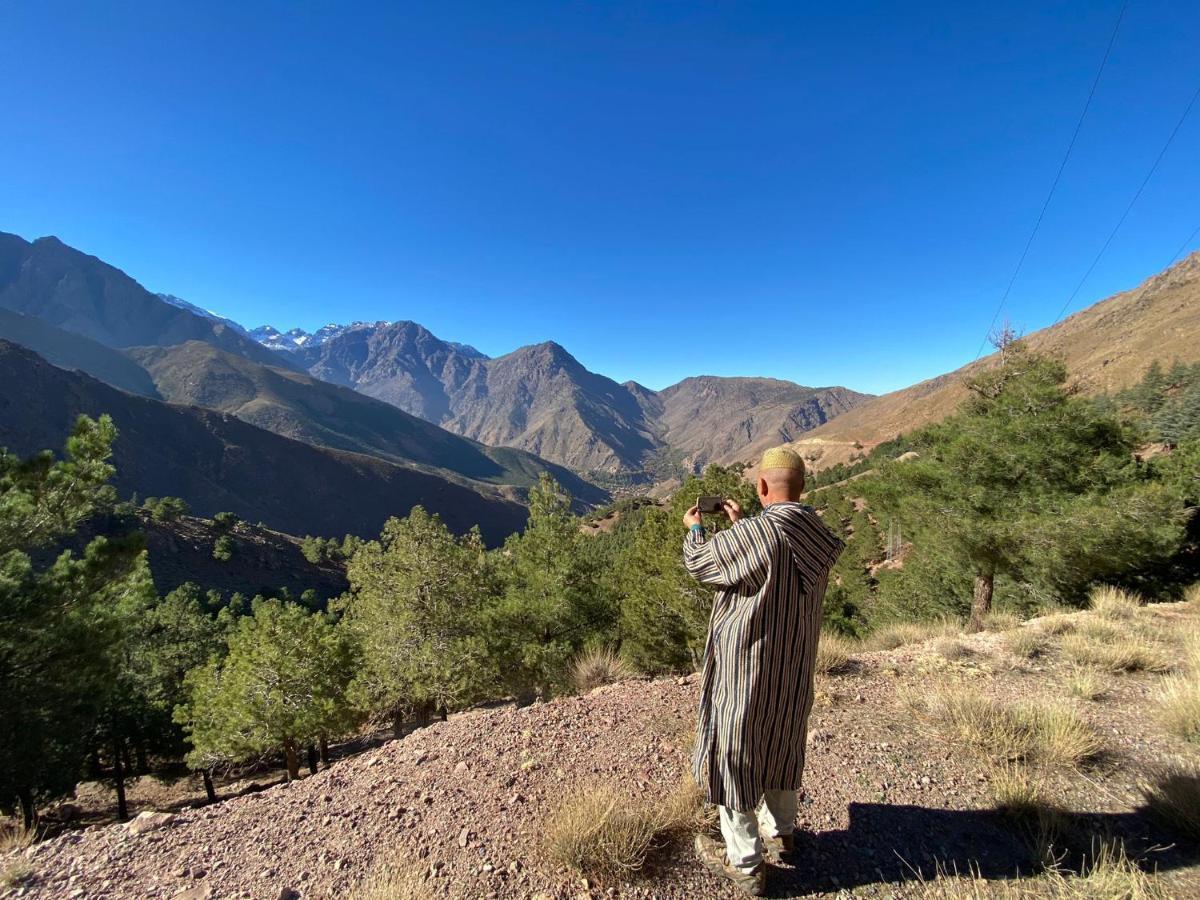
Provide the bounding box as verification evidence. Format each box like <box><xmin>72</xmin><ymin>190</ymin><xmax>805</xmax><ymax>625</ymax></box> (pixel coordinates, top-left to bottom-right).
<box><xmin>4</xmin><ymin>603</ymin><xmax>1198</xmax><ymax>899</ymax></box>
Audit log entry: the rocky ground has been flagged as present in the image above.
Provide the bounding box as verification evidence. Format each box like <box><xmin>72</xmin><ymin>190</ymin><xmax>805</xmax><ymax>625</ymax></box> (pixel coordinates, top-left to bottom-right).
<box><xmin>4</xmin><ymin>604</ymin><xmax>1198</xmax><ymax>899</ymax></box>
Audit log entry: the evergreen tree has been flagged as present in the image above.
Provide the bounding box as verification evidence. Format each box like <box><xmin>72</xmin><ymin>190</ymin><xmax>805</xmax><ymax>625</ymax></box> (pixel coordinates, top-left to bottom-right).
<box><xmin>338</xmin><ymin>507</ymin><xmax>495</xmax><ymax>734</ymax></box>
<box><xmin>0</xmin><ymin>415</ymin><xmax>149</xmax><ymax>825</ymax></box>
<box><xmin>176</xmin><ymin>599</ymin><xmax>353</xmax><ymax>781</ymax></box>
<box><xmin>488</xmin><ymin>474</ymin><xmax>616</xmax><ymax>697</ymax></box>
<box><xmin>617</xmin><ymin>464</ymin><xmax>760</xmax><ymax>672</ymax></box>
<box><xmin>867</xmin><ymin>346</ymin><xmax>1186</xmax><ymax>629</ymax></box>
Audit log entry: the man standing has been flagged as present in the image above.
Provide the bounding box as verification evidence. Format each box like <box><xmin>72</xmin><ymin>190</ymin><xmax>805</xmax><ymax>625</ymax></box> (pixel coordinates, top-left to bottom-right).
<box><xmin>683</xmin><ymin>446</ymin><xmax>844</xmax><ymax>896</ymax></box>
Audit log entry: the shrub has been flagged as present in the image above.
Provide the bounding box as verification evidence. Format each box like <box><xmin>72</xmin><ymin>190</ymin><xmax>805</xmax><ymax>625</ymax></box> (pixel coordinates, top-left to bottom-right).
<box><xmin>1005</xmin><ymin>628</ymin><xmax>1049</xmax><ymax>659</ymax></box>
<box><xmin>212</xmin><ymin>534</ymin><xmax>234</xmax><ymax>562</ymax></box>
<box><xmin>542</xmin><ymin>777</ymin><xmax>706</xmax><ymax>878</ymax></box>
<box><xmin>1139</xmin><ymin>760</ymin><xmax>1200</xmax><ymax>840</ymax></box>
<box><xmin>1088</xmin><ymin>585</ymin><xmax>1143</xmax><ymax>621</ymax></box>
<box><xmin>815</xmin><ymin>632</ymin><xmax>855</xmax><ymax>674</ymax></box>
<box><xmin>1060</xmin><ymin>633</ymin><xmax>1172</xmax><ymax>674</ymax></box>
<box><xmin>914</xmin><ymin>686</ymin><xmax>1101</xmax><ymax>766</ymax></box>
<box><xmin>570</xmin><ymin>647</ymin><xmax>633</xmax><ymax>694</ymax></box>
<box><xmin>1156</xmin><ymin>675</ymin><xmax>1200</xmax><ymax>742</ymax></box>
<box><xmin>0</xmin><ymin>859</ymin><xmax>33</xmax><ymax>890</ymax></box>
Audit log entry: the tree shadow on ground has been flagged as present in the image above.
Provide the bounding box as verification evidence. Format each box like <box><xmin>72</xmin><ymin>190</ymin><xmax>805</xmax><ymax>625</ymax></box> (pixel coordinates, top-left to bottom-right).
<box><xmin>769</xmin><ymin>801</ymin><xmax>1200</xmax><ymax>898</ymax></box>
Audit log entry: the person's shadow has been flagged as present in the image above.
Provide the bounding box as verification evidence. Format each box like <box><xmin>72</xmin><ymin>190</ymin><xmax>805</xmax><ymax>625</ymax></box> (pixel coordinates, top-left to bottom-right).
<box><xmin>768</xmin><ymin>801</ymin><xmax>1200</xmax><ymax>897</ymax></box>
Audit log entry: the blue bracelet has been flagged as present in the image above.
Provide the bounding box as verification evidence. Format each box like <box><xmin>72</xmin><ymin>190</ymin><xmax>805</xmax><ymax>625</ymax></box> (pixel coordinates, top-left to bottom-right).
<box><xmin>690</xmin><ymin>523</ymin><xmax>704</xmax><ymax>534</ymax></box>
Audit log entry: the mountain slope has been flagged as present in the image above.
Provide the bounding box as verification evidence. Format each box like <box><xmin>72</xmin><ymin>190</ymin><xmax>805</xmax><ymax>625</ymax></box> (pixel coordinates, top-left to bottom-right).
<box><xmin>786</xmin><ymin>251</ymin><xmax>1200</xmax><ymax>471</ymax></box>
<box><xmin>126</xmin><ymin>341</ymin><xmax>606</xmax><ymax>504</ymax></box>
<box><xmin>0</xmin><ymin>231</ymin><xmax>287</xmax><ymax>369</ymax></box>
<box><xmin>654</xmin><ymin>376</ymin><xmax>873</xmax><ymax>468</ymax></box>
<box><xmin>0</xmin><ymin>341</ymin><xmax>528</xmax><ymax>543</ymax></box>
<box><xmin>296</xmin><ymin>321</ymin><xmax>872</xmax><ymax>479</ymax></box>
<box><xmin>0</xmin><ymin>307</ymin><xmax>160</xmax><ymax>397</ymax></box>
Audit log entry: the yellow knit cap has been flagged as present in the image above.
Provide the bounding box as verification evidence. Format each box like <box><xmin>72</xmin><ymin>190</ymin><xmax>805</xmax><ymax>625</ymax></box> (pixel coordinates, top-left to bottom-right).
<box><xmin>760</xmin><ymin>446</ymin><xmax>806</xmax><ymax>473</ymax></box>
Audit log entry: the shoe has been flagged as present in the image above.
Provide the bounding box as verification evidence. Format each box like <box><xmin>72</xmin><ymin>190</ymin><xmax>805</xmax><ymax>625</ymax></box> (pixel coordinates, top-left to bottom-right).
<box><xmin>694</xmin><ymin>833</ymin><xmax>766</xmax><ymax>896</ymax></box>
<box><xmin>763</xmin><ymin>831</ymin><xmax>795</xmax><ymax>863</ymax></box>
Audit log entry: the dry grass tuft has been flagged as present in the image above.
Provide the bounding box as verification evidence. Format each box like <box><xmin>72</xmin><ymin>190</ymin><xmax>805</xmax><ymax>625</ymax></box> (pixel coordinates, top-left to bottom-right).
<box><xmin>543</xmin><ymin>776</ymin><xmax>709</xmax><ymax>878</ymax></box>
<box><xmin>1088</xmin><ymin>585</ymin><xmax>1143</xmax><ymax>621</ymax></box>
<box><xmin>914</xmin><ymin>686</ymin><xmax>1102</xmax><ymax>766</ymax></box>
<box><xmin>815</xmin><ymin>632</ymin><xmax>856</xmax><ymax>675</ymax></box>
<box><xmin>1155</xmin><ymin>674</ymin><xmax>1200</xmax><ymax>742</ymax></box>
<box><xmin>1139</xmin><ymin>760</ymin><xmax>1200</xmax><ymax>841</ymax></box>
<box><xmin>1183</xmin><ymin>582</ymin><xmax>1200</xmax><ymax>611</ymax></box>
<box><xmin>346</xmin><ymin>857</ymin><xmax>430</xmax><ymax>900</ymax></box>
<box><xmin>1038</xmin><ymin>614</ymin><xmax>1078</xmax><ymax>636</ymax></box>
<box><xmin>934</xmin><ymin>638</ymin><xmax>973</xmax><ymax>661</ymax></box>
<box><xmin>981</xmin><ymin>610</ymin><xmax>1022</xmax><ymax>632</ymax></box>
<box><xmin>1006</xmin><ymin>628</ymin><xmax>1050</xmax><ymax>660</ymax></box>
<box><xmin>866</xmin><ymin>619</ymin><xmax>958</xmax><ymax>651</ymax></box>
<box><xmin>915</xmin><ymin>841</ymin><xmax>1166</xmax><ymax>898</ymax></box>
<box><xmin>1063</xmin><ymin>667</ymin><xmax>1105</xmax><ymax>702</ymax></box>
<box><xmin>1060</xmin><ymin>633</ymin><xmax>1172</xmax><ymax>674</ymax></box>
<box><xmin>0</xmin><ymin>821</ymin><xmax>35</xmax><ymax>854</ymax></box>
<box><xmin>988</xmin><ymin>764</ymin><xmax>1071</xmax><ymax>858</ymax></box>
<box><xmin>570</xmin><ymin>647</ymin><xmax>634</xmax><ymax>694</ymax></box>
<box><xmin>0</xmin><ymin>858</ymin><xmax>33</xmax><ymax>890</ymax></box>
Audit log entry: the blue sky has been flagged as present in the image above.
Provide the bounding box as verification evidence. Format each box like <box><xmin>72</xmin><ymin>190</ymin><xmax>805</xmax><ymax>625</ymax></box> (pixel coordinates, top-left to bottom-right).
<box><xmin>2</xmin><ymin>1</ymin><xmax>1198</xmax><ymax>394</ymax></box>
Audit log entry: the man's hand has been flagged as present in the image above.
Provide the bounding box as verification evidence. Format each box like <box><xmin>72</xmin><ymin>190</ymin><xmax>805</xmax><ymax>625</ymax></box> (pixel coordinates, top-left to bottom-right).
<box><xmin>723</xmin><ymin>499</ymin><xmax>743</xmax><ymax>523</ymax></box>
<box><xmin>683</xmin><ymin>505</ymin><xmax>702</xmax><ymax>529</ymax></box>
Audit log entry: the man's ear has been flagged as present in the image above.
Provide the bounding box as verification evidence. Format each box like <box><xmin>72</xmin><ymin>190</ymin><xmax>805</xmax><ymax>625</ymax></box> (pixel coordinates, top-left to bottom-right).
<box><xmin>758</xmin><ymin>477</ymin><xmax>768</xmax><ymax>497</ymax></box>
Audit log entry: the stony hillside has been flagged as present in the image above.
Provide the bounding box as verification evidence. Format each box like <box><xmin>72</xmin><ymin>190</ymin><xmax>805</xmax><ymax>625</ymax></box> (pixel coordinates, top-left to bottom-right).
<box><xmin>8</xmin><ymin>600</ymin><xmax>1197</xmax><ymax>899</ymax></box>
<box><xmin>787</xmin><ymin>251</ymin><xmax>1200</xmax><ymax>472</ymax></box>
<box><xmin>126</xmin><ymin>341</ymin><xmax>605</xmax><ymax>505</ymax></box>
<box><xmin>0</xmin><ymin>232</ymin><xmax>284</xmax><ymax>370</ymax></box>
<box><xmin>0</xmin><ymin>341</ymin><xmax>528</xmax><ymax>544</ymax></box>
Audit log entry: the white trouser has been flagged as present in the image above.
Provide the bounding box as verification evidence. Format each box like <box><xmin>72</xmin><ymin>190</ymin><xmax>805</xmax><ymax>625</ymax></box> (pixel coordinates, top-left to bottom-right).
<box><xmin>719</xmin><ymin>789</ymin><xmax>798</xmax><ymax>872</ymax></box>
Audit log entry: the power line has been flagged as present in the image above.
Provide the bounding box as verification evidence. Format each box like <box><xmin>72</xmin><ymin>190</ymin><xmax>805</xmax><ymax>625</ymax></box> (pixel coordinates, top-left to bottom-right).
<box><xmin>1164</xmin><ymin>222</ymin><xmax>1200</xmax><ymax>268</ymax></box>
<box><xmin>974</xmin><ymin>0</ymin><xmax>1128</xmax><ymax>359</ymax></box>
<box><xmin>1051</xmin><ymin>79</ymin><xmax>1200</xmax><ymax>325</ymax></box>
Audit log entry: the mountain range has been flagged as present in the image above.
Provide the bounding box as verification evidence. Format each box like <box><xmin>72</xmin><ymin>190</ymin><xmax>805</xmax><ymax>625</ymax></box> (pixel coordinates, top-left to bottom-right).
<box><xmin>273</xmin><ymin>318</ymin><xmax>871</xmax><ymax>480</ymax></box>
<box><xmin>3</xmin><ymin>226</ymin><xmax>1195</xmax><ymax>540</ymax></box>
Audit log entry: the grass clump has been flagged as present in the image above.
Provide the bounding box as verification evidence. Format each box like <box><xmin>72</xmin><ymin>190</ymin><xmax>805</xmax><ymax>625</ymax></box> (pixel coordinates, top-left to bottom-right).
<box><xmin>1060</xmin><ymin>633</ymin><xmax>1171</xmax><ymax>674</ymax></box>
<box><xmin>346</xmin><ymin>858</ymin><xmax>430</xmax><ymax>900</ymax></box>
<box><xmin>1006</xmin><ymin>628</ymin><xmax>1050</xmax><ymax>660</ymax></box>
<box><xmin>0</xmin><ymin>858</ymin><xmax>33</xmax><ymax>890</ymax></box>
<box><xmin>981</xmin><ymin>610</ymin><xmax>1022</xmax><ymax>632</ymax></box>
<box><xmin>1155</xmin><ymin>674</ymin><xmax>1200</xmax><ymax>742</ymax></box>
<box><xmin>1139</xmin><ymin>760</ymin><xmax>1200</xmax><ymax>841</ymax></box>
<box><xmin>1183</xmin><ymin>582</ymin><xmax>1200</xmax><ymax>611</ymax></box>
<box><xmin>570</xmin><ymin>647</ymin><xmax>634</xmax><ymax>694</ymax></box>
<box><xmin>1037</xmin><ymin>614</ymin><xmax>1077</xmax><ymax>636</ymax></box>
<box><xmin>915</xmin><ymin>686</ymin><xmax>1101</xmax><ymax>766</ymax></box>
<box><xmin>1063</xmin><ymin>667</ymin><xmax>1105</xmax><ymax>702</ymax></box>
<box><xmin>543</xmin><ymin>776</ymin><xmax>708</xmax><ymax>878</ymax></box>
<box><xmin>815</xmin><ymin>632</ymin><xmax>855</xmax><ymax>675</ymax></box>
<box><xmin>0</xmin><ymin>821</ymin><xmax>35</xmax><ymax>854</ymax></box>
<box><xmin>1088</xmin><ymin>585</ymin><xmax>1143</xmax><ymax>621</ymax></box>
<box><xmin>934</xmin><ymin>638</ymin><xmax>973</xmax><ymax>661</ymax></box>
<box><xmin>866</xmin><ymin>619</ymin><xmax>957</xmax><ymax>651</ymax></box>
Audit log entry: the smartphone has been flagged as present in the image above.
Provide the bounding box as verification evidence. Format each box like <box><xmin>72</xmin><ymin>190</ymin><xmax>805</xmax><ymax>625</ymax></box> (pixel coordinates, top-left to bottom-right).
<box><xmin>697</xmin><ymin>495</ymin><xmax>725</xmax><ymax>514</ymax></box>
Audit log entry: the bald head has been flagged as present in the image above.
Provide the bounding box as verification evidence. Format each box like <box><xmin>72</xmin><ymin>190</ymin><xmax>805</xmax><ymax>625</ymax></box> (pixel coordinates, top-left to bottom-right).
<box><xmin>759</xmin><ymin>466</ymin><xmax>805</xmax><ymax>504</ymax></box>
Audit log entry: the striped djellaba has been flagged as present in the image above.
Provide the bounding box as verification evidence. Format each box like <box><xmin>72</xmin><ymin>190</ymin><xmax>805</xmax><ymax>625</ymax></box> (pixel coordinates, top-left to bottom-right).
<box><xmin>684</xmin><ymin>502</ymin><xmax>845</xmax><ymax>813</ymax></box>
